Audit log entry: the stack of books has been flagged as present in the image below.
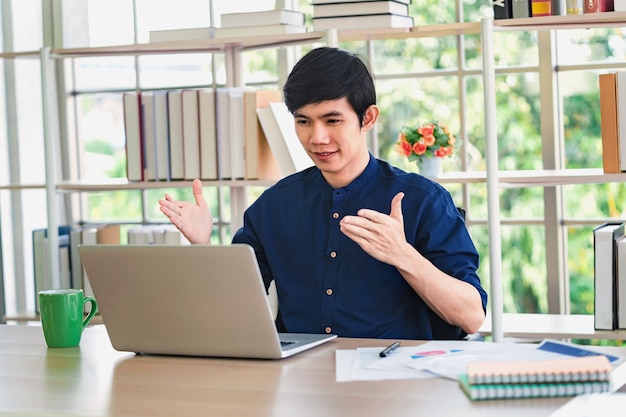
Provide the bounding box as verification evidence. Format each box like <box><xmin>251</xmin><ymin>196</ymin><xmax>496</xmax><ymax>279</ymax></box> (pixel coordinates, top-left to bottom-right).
<box><xmin>149</xmin><ymin>9</ymin><xmax>307</xmax><ymax>42</ymax></box>
<box><xmin>459</xmin><ymin>355</ymin><xmax>613</xmax><ymax>400</ymax></box>
<box><xmin>311</xmin><ymin>0</ymin><xmax>414</xmax><ymax>31</ymax></box>
<box><xmin>214</xmin><ymin>8</ymin><xmax>307</xmax><ymax>38</ymax></box>
<box><xmin>593</xmin><ymin>221</ymin><xmax>626</xmax><ymax>331</ymax></box>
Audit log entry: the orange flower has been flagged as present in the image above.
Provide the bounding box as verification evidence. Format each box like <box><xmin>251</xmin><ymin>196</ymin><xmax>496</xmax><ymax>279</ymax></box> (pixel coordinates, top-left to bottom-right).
<box><xmin>396</xmin><ymin>139</ymin><xmax>412</xmax><ymax>157</ymax></box>
<box><xmin>412</xmin><ymin>141</ymin><xmax>427</xmax><ymax>155</ymax></box>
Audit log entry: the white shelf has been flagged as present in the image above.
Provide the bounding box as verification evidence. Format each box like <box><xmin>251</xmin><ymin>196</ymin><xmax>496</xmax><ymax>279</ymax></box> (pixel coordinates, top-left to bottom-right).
<box><xmin>3</xmin><ymin>169</ymin><xmax>623</xmax><ymax>191</ymax></box>
<box><xmin>49</xmin><ymin>32</ymin><xmax>326</xmax><ymax>57</ymax></box>
<box><xmin>478</xmin><ymin>313</ymin><xmax>626</xmax><ymax>340</ymax></box>
<box><xmin>55</xmin><ymin>178</ymin><xmax>277</xmax><ymax>192</ymax></box>
<box><xmin>436</xmin><ymin>168</ymin><xmax>626</xmax><ymax>186</ymax></box>
<box><xmin>0</xmin><ymin>183</ymin><xmax>46</xmax><ymax>190</ymax></box>
<box><xmin>494</xmin><ymin>10</ymin><xmax>626</xmax><ymax>31</ymax></box>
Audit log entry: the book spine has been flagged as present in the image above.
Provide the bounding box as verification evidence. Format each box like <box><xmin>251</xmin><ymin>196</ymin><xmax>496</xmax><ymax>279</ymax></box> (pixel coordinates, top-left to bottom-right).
<box><xmin>493</xmin><ymin>0</ymin><xmax>513</xmax><ymax>18</ymax></box>
<box><xmin>512</xmin><ymin>0</ymin><xmax>532</xmax><ymax>17</ymax></box>
<box><xmin>583</xmin><ymin>0</ymin><xmax>600</xmax><ymax>11</ymax></box>
<box><xmin>531</xmin><ymin>0</ymin><xmax>552</xmax><ymax>15</ymax></box>
<box><xmin>566</xmin><ymin>0</ymin><xmax>584</xmax><ymax>13</ymax></box>
<box><xmin>599</xmin><ymin>0</ymin><xmax>615</xmax><ymax>10</ymax></box>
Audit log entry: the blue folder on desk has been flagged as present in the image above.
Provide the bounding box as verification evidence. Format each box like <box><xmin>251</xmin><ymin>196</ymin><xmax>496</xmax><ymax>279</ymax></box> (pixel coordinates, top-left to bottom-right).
<box><xmin>78</xmin><ymin>244</ymin><xmax>337</xmax><ymax>359</ymax></box>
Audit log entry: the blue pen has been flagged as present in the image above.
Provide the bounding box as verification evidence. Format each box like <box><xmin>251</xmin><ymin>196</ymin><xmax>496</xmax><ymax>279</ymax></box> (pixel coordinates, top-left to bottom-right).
<box><xmin>379</xmin><ymin>341</ymin><xmax>401</xmax><ymax>358</ymax></box>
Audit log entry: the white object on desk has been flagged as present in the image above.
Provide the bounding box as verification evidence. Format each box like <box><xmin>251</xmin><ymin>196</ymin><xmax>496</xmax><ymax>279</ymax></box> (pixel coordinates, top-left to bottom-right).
<box><xmin>549</xmin><ymin>393</ymin><xmax>626</xmax><ymax>417</ymax></box>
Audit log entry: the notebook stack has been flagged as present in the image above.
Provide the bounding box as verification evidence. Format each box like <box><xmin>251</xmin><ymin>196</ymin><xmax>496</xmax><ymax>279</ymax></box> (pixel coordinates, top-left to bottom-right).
<box><xmin>311</xmin><ymin>0</ymin><xmax>414</xmax><ymax>31</ymax></box>
<box><xmin>214</xmin><ymin>9</ymin><xmax>307</xmax><ymax>38</ymax></box>
<box><xmin>458</xmin><ymin>355</ymin><xmax>613</xmax><ymax>401</ymax></box>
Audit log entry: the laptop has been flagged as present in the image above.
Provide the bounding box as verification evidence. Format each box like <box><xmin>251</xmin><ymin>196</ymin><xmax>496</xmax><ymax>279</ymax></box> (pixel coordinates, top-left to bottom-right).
<box><xmin>77</xmin><ymin>243</ymin><xmax>337</xmax><ymax>359</ymax></box>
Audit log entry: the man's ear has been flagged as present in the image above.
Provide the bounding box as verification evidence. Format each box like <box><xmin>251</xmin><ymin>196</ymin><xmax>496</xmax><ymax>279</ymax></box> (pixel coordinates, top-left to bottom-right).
<box><xmin>362</xmin><ymin>105</ymin><xmax>379</xmax><ymax>131</ymax></box>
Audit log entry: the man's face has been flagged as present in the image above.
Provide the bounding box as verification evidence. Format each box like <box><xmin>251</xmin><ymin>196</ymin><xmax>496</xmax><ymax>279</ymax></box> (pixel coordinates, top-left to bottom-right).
<box><xmin>293</xmin><ymin>97</ymin><xmax>373</xmax><ymax>188</ymax></box>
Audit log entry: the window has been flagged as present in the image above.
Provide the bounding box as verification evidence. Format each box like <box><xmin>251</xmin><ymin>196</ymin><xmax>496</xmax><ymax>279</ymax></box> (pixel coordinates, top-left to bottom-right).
<box><xmin>1</xmin><ymin>0</ymin><xmax>625</xmax><ymax>323</ymax></box>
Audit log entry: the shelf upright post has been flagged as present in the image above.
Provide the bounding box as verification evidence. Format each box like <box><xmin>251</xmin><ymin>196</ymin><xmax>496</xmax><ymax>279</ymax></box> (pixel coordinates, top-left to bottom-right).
<box><xmin>0</xmin><ymin>203</ymin><xmax>4</xmax><ymax>323</ymax></box>
<box><xmin>481</xmin><ymin>18</ymin><xmax>503</xmax><ymax>342</ymax></box>
<box><xmin>39</xmin><ymin>46</ymin><xmax>61</xmax><ymax>290</ymax></box>
<box><xmin>224</xmin><ymin>46</ymin><xmax>247</xmax><ymax>235</ymax></box>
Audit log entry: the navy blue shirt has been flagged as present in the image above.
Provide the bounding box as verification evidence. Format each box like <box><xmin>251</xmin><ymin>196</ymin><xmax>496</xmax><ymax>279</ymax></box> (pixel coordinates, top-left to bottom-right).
<box><xmin>233</xmin><ymin>154</ymin><xmax>487</xmax><ymax>340</ymax></box>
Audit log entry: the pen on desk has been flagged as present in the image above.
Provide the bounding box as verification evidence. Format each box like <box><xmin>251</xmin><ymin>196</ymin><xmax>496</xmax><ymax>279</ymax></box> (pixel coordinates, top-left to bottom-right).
<box><xmin>379</xmin><ymin>341</ymin><xmax>401</xmax><ymax>358</ymax></box>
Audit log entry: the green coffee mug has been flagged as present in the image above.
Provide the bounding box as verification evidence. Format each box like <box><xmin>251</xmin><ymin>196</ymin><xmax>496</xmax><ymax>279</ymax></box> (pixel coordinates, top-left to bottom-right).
<box><xmin>39</xmin><ymin>289</ymin><xmax>98</xmax><ymax>348</ymax></box>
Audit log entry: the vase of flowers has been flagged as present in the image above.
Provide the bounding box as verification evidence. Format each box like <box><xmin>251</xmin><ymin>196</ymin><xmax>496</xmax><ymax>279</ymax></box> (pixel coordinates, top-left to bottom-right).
<box><xmin>395</xmin><ymin>120</ymin><xmax>457</xmax><ymax>178</ymax></box>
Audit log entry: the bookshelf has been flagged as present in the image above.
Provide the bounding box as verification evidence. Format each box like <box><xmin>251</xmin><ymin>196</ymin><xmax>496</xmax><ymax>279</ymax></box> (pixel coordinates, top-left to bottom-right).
<box><xmin>2</xmin><ymin>13</ymin><xmax>626</xmax><ymax>339</ymax></box>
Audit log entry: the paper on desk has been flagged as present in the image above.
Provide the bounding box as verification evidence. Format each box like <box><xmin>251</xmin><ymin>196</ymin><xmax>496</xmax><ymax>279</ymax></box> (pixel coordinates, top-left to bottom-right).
<box><xmin>335</xmin><ymin>348</ymin><xmax>434</xmax><ymax>382</ymax></box>
<box><xmin>366</xmin><ymin>340</ymin><xmax>586</xmax><ymax>380</ymax></box>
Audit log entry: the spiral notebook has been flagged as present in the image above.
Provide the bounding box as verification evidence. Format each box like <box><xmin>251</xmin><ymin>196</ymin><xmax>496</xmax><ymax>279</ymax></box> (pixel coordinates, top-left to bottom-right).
<box><xmin>459</xmin><ymin>354</ymin><xmax>613</xmax><ymax>400</ymax></box>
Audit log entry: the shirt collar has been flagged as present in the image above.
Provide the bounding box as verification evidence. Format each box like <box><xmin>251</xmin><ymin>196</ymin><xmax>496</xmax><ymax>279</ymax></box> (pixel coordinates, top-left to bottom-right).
<box><xmin>340</xmin><ymin>152</ymin><xmax>378</xmax><ymax>194</ymax></box>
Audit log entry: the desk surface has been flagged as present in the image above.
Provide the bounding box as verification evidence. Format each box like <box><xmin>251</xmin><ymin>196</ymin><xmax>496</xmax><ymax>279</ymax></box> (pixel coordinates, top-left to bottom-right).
<box><xmin>0</xmin><ymin>324</ymin><xmax>623</xmax><ymax>417</ymax></box>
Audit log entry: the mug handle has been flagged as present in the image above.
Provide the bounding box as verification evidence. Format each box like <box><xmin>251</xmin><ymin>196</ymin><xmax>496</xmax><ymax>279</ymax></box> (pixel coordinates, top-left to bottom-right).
<box><xmin>82</xmin><ymin>296</ymin><xmax>98</xmax><ymax>329</ymax></box>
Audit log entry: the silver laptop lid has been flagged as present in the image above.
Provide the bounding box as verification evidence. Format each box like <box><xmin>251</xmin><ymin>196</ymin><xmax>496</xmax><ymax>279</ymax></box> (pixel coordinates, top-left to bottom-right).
<box><xmin>78</xmin><ymin>244</ymin><xmax>334</xmax><ymax>359</ymax></box>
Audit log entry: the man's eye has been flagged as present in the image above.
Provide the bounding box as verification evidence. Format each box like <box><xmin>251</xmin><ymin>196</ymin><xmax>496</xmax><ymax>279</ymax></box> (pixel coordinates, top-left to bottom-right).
<box><xmin>327</xmin><ymin>118</ymin><xmax>340</xmax><ymax>124</ymax></box>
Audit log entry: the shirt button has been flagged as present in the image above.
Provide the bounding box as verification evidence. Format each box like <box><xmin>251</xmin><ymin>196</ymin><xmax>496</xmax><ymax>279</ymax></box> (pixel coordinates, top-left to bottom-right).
<box><xmin>325</xmin><ymin>327</ymin><xmax>332</xmax><ymax>334</ymax></box>
<box><xmin>332</xmin><ymin>212</ymin><xmax>339</xmax><ymax>219</ymax></box>
<box><xmin>326</xmin><ymin>288</ymin><xmax>333</xmax><ymax>296</ymax></box>
<box><xmin>330</xmin><ymin>251</ymin><xmax>337</xmax><ymax>258</ymax></box>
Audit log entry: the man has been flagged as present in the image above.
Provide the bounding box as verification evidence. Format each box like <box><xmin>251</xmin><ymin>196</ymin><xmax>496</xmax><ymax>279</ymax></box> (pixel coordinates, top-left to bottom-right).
<box><xmin>159</xmin><ymin>47</ymin><xmax>487</xmax><ymax>340</ymax></box>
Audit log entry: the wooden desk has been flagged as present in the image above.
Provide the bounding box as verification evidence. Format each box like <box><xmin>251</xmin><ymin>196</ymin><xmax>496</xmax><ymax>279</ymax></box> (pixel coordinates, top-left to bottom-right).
<box><xmin>478</xmin><ymin>313</ymin><xmax>626</xmax><ymax>340</ymax></box>
<box><xmin>0</xmin><ymin>324</ymin><xmax>623</xmax><ymax>417</ymax></box>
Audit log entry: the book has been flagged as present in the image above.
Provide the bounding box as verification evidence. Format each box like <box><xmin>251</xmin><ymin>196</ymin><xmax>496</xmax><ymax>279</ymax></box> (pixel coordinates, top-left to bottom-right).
<box><xmin>153</xmin><ymin>91</ymin><xmax>170</xmax><ymax>181</ymax></box>
<box><xmin>140</xmin><ymin>91</ymin><xmax>157</xmax><ymax>181</ymax></box>
<box><xmin>128</xmin><ymin>224</ymin><xmax>188</xmax><ymax>245</ymax></box>
<box><xmin>312</xmin><ymin>1</ymin><xmax>410</xmax><ymax>18</ymax></box>
<box><xmin>567</xmin><ymin>0</ymin><xmax>584</xmax><ymax>14</ymax></box>
<box><xmin>551</xmin><ymin>0</ymin><xmax>564</xmax><ymax>14</ymax></box>
<box><xmin>243</xmin><ymin>89</ymin><xmax>282</xmax><ymax>180</ymax></box>
<box><xmin>465</xmin><ymin>355</ymin><xmax>613</xmax><ymax>385</ymax></box>
<box><xmin>219</xmin><ymin>9</ymin><xmax>305</xmax><ymax>28</ymax></box>
<box><xmin>599</xmin><ymin>73</ymin><xmax>620</xmax><ymax>173</ymax></box>
<box><xmin>312</xmin><ymin>14</ymin><xmax>414</xmax><ymax>31</ymax></box>
<box><xmin>122</xmin><ymin>92</ymin><xmax>144</xmax><ymax>181</ymax></box>
<box><xmin>492</xmin><ymin>0</ymin><xmax>513</xmax><ymax>18</ymax></box>
<box><xmin>584</xmin><ymin>0</ymin><xmax>613</xmax><ymax>11</ymax></box>
<box><xmin>167</xmin><ymin>90</ymin><xmax>185</xmax><ymax>180</ymax></box>
<box><xmin>181</xmin><ymin>89</ymin><xmax>201</xmax><ymax>180</ymax></box>
<box><xmin>80</xmin><ymin>224</ymin><xmax>121</xmax><ymax>301</ymax></box>
<box><xmin>531</xmin><ymin>0</ymin><xmax>552</xmax><ymax>15</ymax></box>
<box><xmin>198</xmin><ymin>88</ymin><xmax>217</xmax><ymax>181</ymax></box>
<box><xmin>215</xmin><ymin>87</ymin><xmax>232</xmax><ymax>179</ymax></box>
<box><xmin>583</xmin><ymin>0</ymin><xmax>600</xmax><ymax>12</ymax></box>
<box><xmin>228</xmin><ymin>87</ymin><xmax>253</xmax><ymax>180</ymax></box>
<box><xmin>69</xmin><ymin>226</ymin><xmax>84</xmax><ymax>291</ymax></box>
<box><xmin>593</xmin><ymin>222</ymin><xmax>626</xmax><ymax>330</ymax></box>
<box><xmin>149</xmin><ymin>27</ymin><xmax>214</xmax><ymax>43</ymax></box>
<box><xmin>512</xmin><ymin>0</ymin><xmax>532</xmax><ymax>17</ymax></box>
<box><xmin>213</xmin><ymin>24</ymin><xmax>307</xmax><ymax>38</ymax></box>
<box><xmin>311</xmin><ymin>0</ymin><xmax>410</xmax><ymax>3</ymax></box>
<box><xmin>617</xmin><ymin>235</ymin><xmax>626</xmax><ymax>328</ymax></box>
<box><xmin>33</xmin><ymin>225</ymin><xmax>72</xmax><ymax>312</ymax></box>
<box><xmin>256</xmin><ymin>102</ymin><xmax>314</xmax><ymax>176</ymax></box>
<box><xmin>616</xmin><ymin>71</ymin><xmax>626</xmax><ymax>172</ymax></box>
<box><xmin>458</xmin><ymin>373</ymin><xmax>611</xmax><ymax>401</ymax></box>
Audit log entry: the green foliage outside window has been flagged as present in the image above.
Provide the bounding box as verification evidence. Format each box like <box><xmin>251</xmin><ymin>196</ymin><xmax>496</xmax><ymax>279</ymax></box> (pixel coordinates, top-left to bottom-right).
<box><xmin>77</xmin><ymin>1</ymin><xmax>626</xmax><ymax>336</ymax></box>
